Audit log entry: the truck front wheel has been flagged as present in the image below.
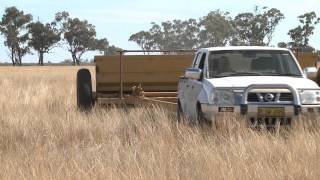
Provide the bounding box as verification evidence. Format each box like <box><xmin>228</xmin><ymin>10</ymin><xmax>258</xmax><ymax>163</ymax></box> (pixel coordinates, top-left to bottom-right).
<box><xmin>177</xmin><ymin>100</ymin><xmax>184</xmax><ymax>122</ymax></box>
<box><xmin>196</xmin><ymin>103</ymin><xmax>211</xmax><ymax>126</ymax></box>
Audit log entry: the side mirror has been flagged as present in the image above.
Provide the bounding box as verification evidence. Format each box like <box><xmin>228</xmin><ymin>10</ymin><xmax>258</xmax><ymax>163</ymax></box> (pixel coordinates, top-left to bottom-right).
<box><xmin>185</xmin><ymin>68</ymin><xmax>202</xmax><ymax>80</ymax></box>
<box><xmin>303</xmin><ymin>67</ymin><xmax>318</xmax><ymax>80</ymax></box>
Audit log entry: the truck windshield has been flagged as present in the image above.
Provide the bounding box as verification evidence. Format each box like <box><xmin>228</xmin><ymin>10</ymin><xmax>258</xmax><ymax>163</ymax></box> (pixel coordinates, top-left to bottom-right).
<box><xmin>208</xmin><ymin>50</ymin><xmax>302</xmax><ymax>78</ymax></box>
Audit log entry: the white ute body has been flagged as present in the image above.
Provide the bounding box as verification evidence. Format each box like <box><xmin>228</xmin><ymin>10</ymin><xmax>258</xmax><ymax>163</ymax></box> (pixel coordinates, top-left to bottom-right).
<box><xmin>178</xmin><ymin>46</ymin><xmax>320</xmax><ymax>126</ymax></box>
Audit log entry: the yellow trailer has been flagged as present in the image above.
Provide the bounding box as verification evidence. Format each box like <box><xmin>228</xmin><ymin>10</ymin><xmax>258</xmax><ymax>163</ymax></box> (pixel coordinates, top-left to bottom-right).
<box><xmin>291</xmin><ymin>51</ymin><xmax>319</xmax><ymax>69</ymax></box>
<box><xmin>76</xmin><ymin>50</ymin><xmax>194</xmax><ymax>111</ymax></box>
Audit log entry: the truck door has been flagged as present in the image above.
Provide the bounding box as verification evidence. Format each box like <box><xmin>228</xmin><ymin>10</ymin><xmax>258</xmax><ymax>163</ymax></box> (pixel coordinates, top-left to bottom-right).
<box><xmin>186</xmin><ymin>52</ymin><xmax>207</xmax><ymax>119</ymax></box>
<box><xmin>179</xmin><ymin>52</ymin><xmax>202</xmax><ymax>115</ymax></box>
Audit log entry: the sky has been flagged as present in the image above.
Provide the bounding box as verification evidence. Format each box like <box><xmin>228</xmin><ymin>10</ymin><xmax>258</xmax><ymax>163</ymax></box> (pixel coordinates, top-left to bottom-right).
<box><xmin>0</xmin><ymin>0</ymin><xmax>319</xmax><ymax>63</ymax></box>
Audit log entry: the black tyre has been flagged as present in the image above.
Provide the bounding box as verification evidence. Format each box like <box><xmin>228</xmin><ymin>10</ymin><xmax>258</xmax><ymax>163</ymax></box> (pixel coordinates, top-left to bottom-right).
<box><xmin>196</xmin><ymin>103</ymin><xmax>204</xmax><ymax>122</ymax></box>
<box><xmin>196</xmin><ymin>103</ymin><xmax>211</xmax><ymax>126</ymax></box>
<box><xmin>177</xmin><ymin>100</ymin><xmax>183</xmax><ymax>122</ymax></box>
<box><xmin>77</xmin><ymin>68</ymin><xmax>93</xmax><ymax>111</ymax></box>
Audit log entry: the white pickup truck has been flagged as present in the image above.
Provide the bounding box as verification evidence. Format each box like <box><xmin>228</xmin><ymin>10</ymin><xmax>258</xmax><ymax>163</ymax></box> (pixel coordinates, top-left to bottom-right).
<box><xmin>177</xmin><ymin>46</ymin><xmax>320</xmax><ymax>127</ymax></box>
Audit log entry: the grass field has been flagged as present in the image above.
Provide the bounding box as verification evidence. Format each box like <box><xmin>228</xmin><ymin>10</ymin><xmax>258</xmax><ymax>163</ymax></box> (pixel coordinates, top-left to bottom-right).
<box><xmin>0</xmin><ymin>66</ymin><xmax>320</xmax><ymax>179</ymax></box>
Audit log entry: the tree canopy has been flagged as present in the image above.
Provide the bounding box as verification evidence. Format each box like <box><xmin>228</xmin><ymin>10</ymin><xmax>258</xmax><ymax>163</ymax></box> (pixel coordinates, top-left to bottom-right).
<box><xmin>129</xmin><ymin>19</ymin><xmax>200</xmax><ymax>52</ymax></box>
<box><xmin>129</xmin><ymin>7</ymin><xmax>286</xmax><ymax>50</ymax></box>
<box><xmin>0</xmin><ymin>6</ymin><xmax>32</xmax><ymax>65</ymax></box>
<box><xmin>55</xmin><ymin>12</ymin><xmax>98</xmax><ymax>65</ymax></box>
<box><xmin>288</xmin><ymin>12</ymin><xmax>320</xmax><ymax>48</ymax></box>
<box><xmin>0</xmin><ymin>6</ymin><xmax>319</xmax><ymax>65</ymax></box>
<box><xmin>233</xmin><ymin>6</ymin><xmax>284</xmax><ymax>46</ymax></box>
<box><xmin>0</xmin><ymin>8</ymin><xmax>121</xmax><ymax>65</ymax></box>
<box><xmin>54</xmin><ymin>11</ymin><xmax>121</xmax><ymax>65</ymax></box>
<box><xmin>199</xmin><ymin>10</ymin><xmax>234</xmax><ymax>47</ymax></box>
<box><xmin>27</xmin><ymin>21</ymin><xmax>60</xmax><ymax>65</ymax></box>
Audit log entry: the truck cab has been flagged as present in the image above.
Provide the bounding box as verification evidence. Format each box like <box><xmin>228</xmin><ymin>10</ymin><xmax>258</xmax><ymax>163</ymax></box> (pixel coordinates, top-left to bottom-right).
<box><xmin>177</xmin><ymin>46</ymin><xmax>320</xmax><ymax>127</ymax></box>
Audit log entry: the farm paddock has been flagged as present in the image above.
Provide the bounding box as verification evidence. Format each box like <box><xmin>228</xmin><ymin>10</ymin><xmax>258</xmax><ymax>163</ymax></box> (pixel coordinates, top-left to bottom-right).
<box><xmin>0</xmin><ymin>66</ymin><xmax>319</xmax><ymax>179</ymax></box>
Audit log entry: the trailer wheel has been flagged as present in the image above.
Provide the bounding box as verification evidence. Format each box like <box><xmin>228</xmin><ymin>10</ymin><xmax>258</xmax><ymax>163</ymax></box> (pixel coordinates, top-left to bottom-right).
<box><xmin>77</xmin><ymin>68</ymin><xmax>93</xmax><ymax>111</ymax></box>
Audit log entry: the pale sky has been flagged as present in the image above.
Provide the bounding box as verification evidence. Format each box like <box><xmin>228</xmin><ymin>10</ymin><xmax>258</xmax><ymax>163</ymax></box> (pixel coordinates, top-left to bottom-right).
<box><xmin>0</xmin><ymin>0</ymin><xmax>319</xmax><ymax>63</ymax></box>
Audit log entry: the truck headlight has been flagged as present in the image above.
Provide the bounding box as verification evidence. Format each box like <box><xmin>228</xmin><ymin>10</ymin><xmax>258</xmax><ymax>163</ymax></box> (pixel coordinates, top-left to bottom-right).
<box><xmin>299</xmin><ymin>90</ymin><xmax>320</xmax><ymax>105</ymax></box>
<box><xmin>213</xmin><ymin>90</ymin><xmax>235</xmax><ymax>105</ymax></box>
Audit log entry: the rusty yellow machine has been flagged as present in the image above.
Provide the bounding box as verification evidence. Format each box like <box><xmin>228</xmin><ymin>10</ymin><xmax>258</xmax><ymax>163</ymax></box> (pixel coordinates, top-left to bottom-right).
<box><xmin>76</xmin><ymin>50</ymin><xmax>194</xmax><ymax>111</ymax></box>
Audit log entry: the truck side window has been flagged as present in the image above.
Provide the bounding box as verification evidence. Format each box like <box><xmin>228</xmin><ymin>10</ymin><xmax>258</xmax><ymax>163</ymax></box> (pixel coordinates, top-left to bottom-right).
<box><xmin>193</xmin><ymin>52</ymin><xmax>202</xmax><ymax>68</ymax></box>
<box><xmin>198</xmin><ymin>53</ymin><xmax>206</xmax><ymax>70</ymax></box>
<box><xmin>197</xmin><ymin>53</ymin><xmax>207</xmax><ymax>80</ymax></box>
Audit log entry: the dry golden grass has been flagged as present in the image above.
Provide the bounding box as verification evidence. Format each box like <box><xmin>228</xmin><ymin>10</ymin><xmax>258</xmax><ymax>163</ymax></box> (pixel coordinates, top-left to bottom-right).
<box><xmin>0</xmin><ymin>66</ymin><xmax>320</xmax><ymax>180</ymax></box>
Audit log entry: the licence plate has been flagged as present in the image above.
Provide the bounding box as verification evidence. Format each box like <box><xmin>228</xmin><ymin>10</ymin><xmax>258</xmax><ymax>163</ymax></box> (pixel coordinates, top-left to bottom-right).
<box><xmin>218</xmin><ymin>107</ymin><xmax>234</xmax><ymax>112</ymax></box>
<box><xmin>257</xmin><ymin>107</ymin><xmax>285</xmax><ymax>117</ymax></box>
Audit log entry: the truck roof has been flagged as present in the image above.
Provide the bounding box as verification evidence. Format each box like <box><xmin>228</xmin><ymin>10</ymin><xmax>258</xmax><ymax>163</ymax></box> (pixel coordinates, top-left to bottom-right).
<box><xmin>201</xmin><ymin>46</ymin><xmax>290</xmax><ymax>52</ymax></box>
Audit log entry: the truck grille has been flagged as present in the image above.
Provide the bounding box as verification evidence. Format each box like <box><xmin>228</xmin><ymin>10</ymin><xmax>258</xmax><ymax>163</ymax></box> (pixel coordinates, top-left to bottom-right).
<box><xmin>247</xmin><ymin>92</ymin><xmax>293</xmax><ymax>102</ymax></box>
<box><xmin>279</xmin><ymin>93</ymin><xmax>293</xmax><ymax>101</ymax></box>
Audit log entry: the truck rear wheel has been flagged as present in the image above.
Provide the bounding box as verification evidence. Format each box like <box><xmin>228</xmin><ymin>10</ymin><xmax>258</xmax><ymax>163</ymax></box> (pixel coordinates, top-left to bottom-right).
<box><xmin>77</xmin><ymin>68</ymin><xmax>93</xmax><ymax>111</ymax></box>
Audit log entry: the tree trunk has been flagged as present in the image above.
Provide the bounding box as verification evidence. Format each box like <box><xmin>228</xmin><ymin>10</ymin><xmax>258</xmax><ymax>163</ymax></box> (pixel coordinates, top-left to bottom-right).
<box><xmin>38</xmin><ymin>52</ymin><xmax>44</xmax><ymax>65</ymax></box>
<box><xmin>72</xmin><ymin>53</ymin><xmax>77</xmax><ymax>66</ymax></box>
<box><xmin>17</xmin><ymin>48</ymin><xmax>22</xmax><ymax>66</ymax></box>
<box><xmin>11</xmin><ymin>47</ymin><xmax>16</xmax><ymax>66</ymax></box>
<box><xmin>77</xmin><ymin>51</ymin><xmax>85</xmax><ymax>66</ymax></box>
<box><xmin>17</xmin><ymin>58</ymin><xmax>21</xmax><ymax>65</ymax></box>
<box><xmin>304</xmin><ymin>36</ymin><xmax>308</xmax><ymax>47</ymax></box>
<box><xmin>76</xmin><ymin>59</ymin><xmax>81</xmax><ymax>65</ymax></box>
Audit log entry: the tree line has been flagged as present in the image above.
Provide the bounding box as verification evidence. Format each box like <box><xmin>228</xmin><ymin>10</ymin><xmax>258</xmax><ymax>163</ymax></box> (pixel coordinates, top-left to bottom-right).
<box><xmin>129</xmin><ymin>7</ymin><xmax>320</xmax><ymax>53</ymax></box>
<box><xmin>0</xmin><ymin>6</ymin><xmax>319</xmax><ymax>65</ymax></box>
<box><xmin>0</xmin><ymin>6</ymin><xmax>121</xmax><ymax>65</ymax></box>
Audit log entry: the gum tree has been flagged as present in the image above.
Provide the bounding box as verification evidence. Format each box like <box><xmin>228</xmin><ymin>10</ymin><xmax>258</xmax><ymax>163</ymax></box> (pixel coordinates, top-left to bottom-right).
<box><xmin>27</xmin><ymin>21</ymin><xmax>60</xmax><ymax>65</ymax></box>
<box><xmin>0</xmin><ymin>6</ymin><xmax>32</xmax><ymax>65</ymax></box>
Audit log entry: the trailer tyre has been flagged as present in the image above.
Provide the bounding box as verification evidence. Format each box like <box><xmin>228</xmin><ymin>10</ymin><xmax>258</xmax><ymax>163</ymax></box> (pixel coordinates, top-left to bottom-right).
<box><xmin>77</xmin><ymin>68</ymin><xmax>93</xmax><ymax>111</ymax></box>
